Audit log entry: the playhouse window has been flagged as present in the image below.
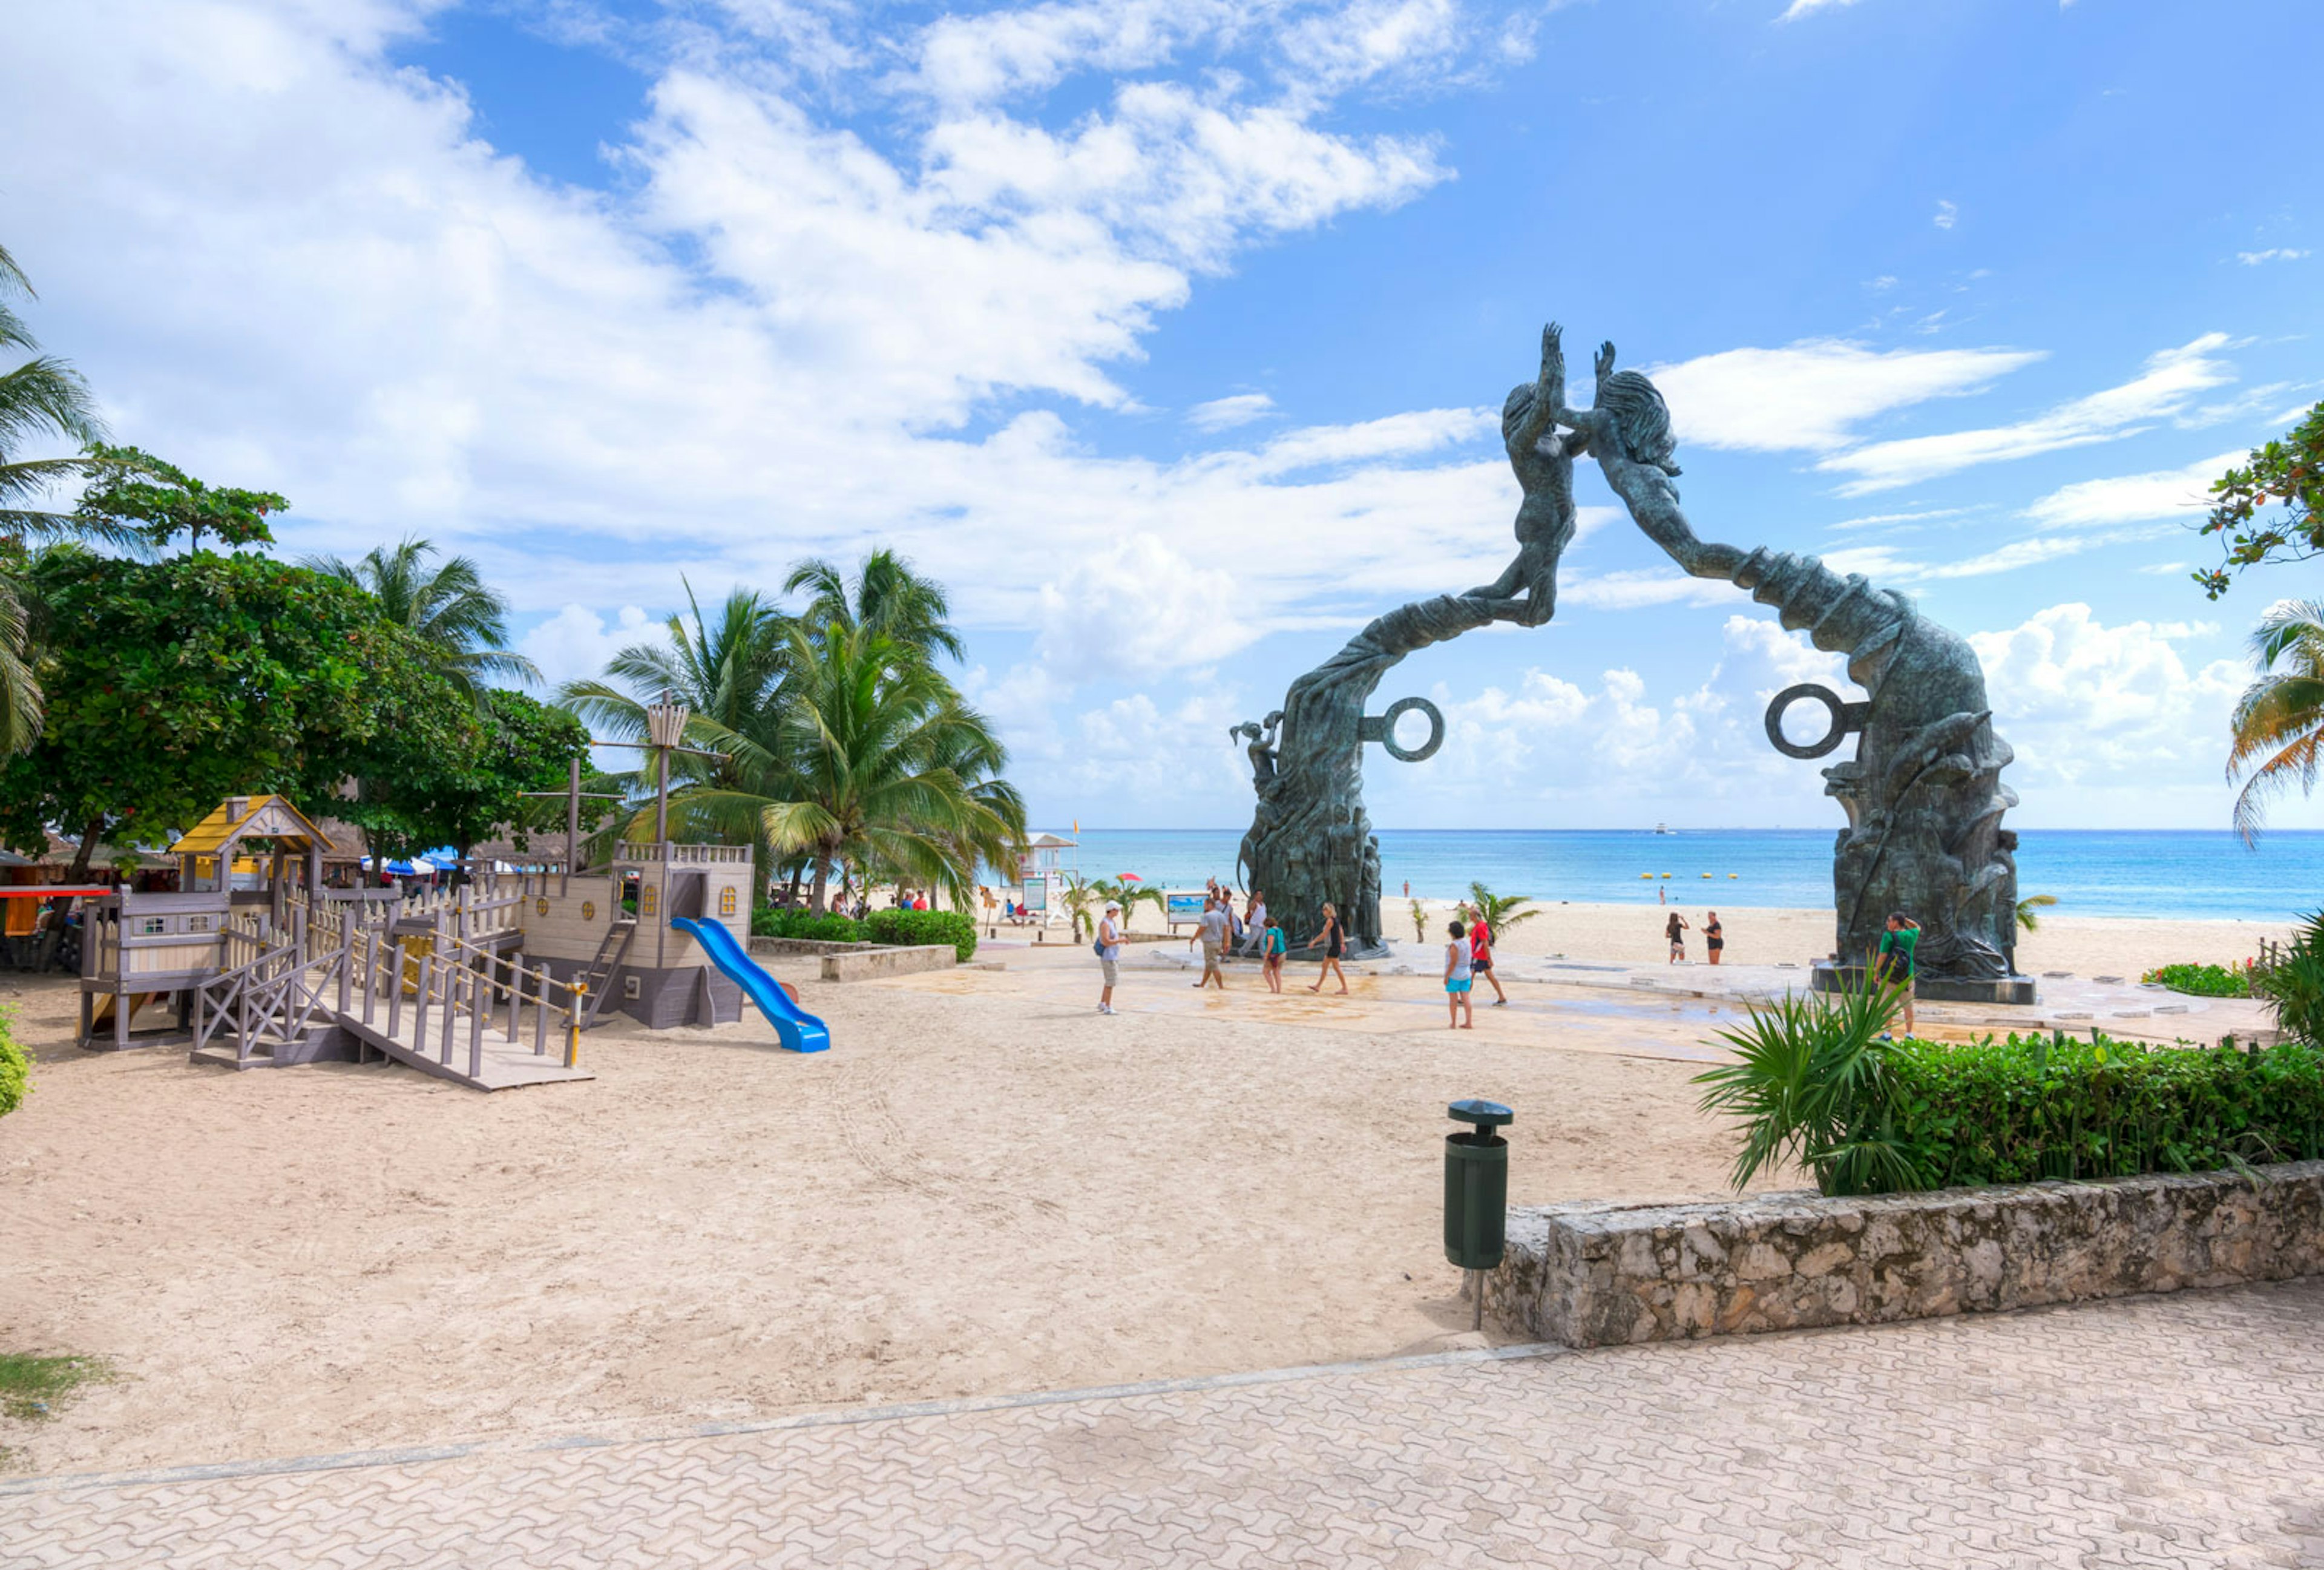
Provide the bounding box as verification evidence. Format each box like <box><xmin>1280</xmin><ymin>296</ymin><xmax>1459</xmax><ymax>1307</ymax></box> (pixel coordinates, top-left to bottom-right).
<box><xmin>139</xmin><ymin>917</ymin><xmax>166</xmax><ymax>934</ymax></box>
<box><xmin>189</xmin><ymin>915</ymin><xmax>211</xmax><ymax>932</ymax></box>
<box><xmin>718</xmin><ymin>887</ymin><xmax>737</xmax><ymax>917</ymax></box>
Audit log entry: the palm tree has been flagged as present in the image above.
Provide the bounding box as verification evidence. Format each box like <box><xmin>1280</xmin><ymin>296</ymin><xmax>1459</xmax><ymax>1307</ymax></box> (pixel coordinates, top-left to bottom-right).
<box><xmin>2015</xmin><ymin>894</ymin><xmax>2058</xmax><ymax>933</ymax></box>
<box><xmin>1057</xmin><ymin>872</ymin><xmax>1097</xmax><ymax>942</ymax></box>
<box><xmin>559</xmin><ymin>582</ymin><xmax>790</xmax><ymax>868</ymax></box>
<box><xmin>783</xmin><ymin>548</ymin><xmax>965</xmax><ymax>665</ymax></box>
<box><xmin>685</xmin><ymin>620</ymin><xmax>1013</xmax><ymax>912</ymax></box>
<box><xmin>1468</xmin><ymin>882</ymin><xmax>1541</xmax><ymax>933</ymax></box>
<box><xmin>0</xmin><ymin>243</ymin><xmax>134</xmax><ymax>754</ymax></box>
<box><xmin>2227</xmin><ymin>600</ymin><xmax>2324</xmax><ymax>844</ymax></box>
<box><xmin>1092</xmin><ymin>877</ymin><xmax>1163</xmax><ymax>933</ymax></box>
<box><xmin>306</xmin><ymin>535</ymin><xmax>539</xmax><ymax>695</ymax></box>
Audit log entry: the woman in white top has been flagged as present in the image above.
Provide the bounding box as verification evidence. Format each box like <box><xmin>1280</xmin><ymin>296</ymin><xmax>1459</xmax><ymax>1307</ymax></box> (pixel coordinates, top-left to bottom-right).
<box><xmin>1444</xmin><ymin>918</ymin><xmax>1474</xmax><ymax>1030</ymax></box>
<box><xmin>1096</xmin><ymin>902</ymin><xmax>1124</xmax><ymax>1015</ymax></box>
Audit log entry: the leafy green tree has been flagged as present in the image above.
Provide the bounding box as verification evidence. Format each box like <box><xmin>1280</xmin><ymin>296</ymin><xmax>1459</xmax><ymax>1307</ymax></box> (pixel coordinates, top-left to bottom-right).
<box><xmin>0</xmin><ymin>243</ymin><xmax>135</xmax><ymax>755</ymax></box>
<box><xmin>2225</xmin><ymin>599</ymin><xmax>2324</xmax><ymax>842</ymax></box>
<box><xmin>2196</xmin><ymin>401</ymin><xmax>2324</xmax><ymax>598</ymax></box>
<box><xmin>305</xmin><ymin>535</ymin><xmax>539</xmax><ymax>695</ymax></box>
<box><xmin>341</xmin><ymin>689</ymin><xmax>594</xmax><ymax>877</ymax></box>
<box><xmin>783</xmin><ymin>548</ymin><xmax>965</xmax><ymax>665</ymax></box>
<box><xmin>0</xmin><ymin>547</ymin><xmax>474</xmax><ymax>879</ymax></box>
<box><xmin>73</xmin><ymin>444</ymin><xmax>285</xmax><ymax>553</ymax></box>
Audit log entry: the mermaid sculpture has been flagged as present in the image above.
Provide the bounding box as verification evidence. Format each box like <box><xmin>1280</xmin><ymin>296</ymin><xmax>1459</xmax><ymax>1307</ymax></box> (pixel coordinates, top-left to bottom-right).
<box><xmin>1561</xmin><ymin>340</ymin><xmax>2028</xmax><ymax>994</ymax></box>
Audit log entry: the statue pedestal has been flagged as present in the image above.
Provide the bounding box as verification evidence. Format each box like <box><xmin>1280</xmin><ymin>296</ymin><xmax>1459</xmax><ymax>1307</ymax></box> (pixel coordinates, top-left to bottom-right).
<box><xmin>1811</xmin><ymin>962</ymin><xmax>2037</xmax><ymax>1007</ymax></box>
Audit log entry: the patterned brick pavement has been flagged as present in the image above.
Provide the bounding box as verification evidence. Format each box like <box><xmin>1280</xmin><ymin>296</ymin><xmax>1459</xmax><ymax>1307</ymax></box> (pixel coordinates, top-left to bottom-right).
<box><xmin>10</xmin><ymin>1281</ymin><xmax>2322</xmax><ymax>1568</ymax></box>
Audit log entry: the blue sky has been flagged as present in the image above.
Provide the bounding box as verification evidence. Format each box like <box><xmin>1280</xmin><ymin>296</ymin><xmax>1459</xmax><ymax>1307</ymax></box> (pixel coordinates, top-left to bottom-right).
<box><xmin>6</xmin><ymin>0</ymin><xmax>2321</xmax><ymax>832</ymax></box>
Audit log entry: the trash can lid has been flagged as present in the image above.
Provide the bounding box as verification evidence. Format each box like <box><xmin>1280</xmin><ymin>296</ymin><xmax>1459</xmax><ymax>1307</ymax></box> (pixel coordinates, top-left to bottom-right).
<box><xmin>1447</xmin><ymin>1098</ymin><xmax>1513</xmax><ymax>1127</ymax></box>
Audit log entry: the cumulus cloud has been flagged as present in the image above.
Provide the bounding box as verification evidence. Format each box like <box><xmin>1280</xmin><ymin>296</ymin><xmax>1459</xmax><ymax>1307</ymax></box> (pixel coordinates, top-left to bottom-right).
<box><xmin>519</xmin><ymin>603</ymin><xmax>658</xmax><ymax>689</ymax></box>
<box><xmin>1035</xmin><ymin>533</ymin><xmax>1246</xmax><ymax>677</ymax></box>
<box><xmin>1969</xmin><ymin>604</ymin><xmax>2243</xmax><ymax>793</ymax></box>
<box><xmin>2237</xmin><ymin>248</ymin><xmax>2309</xmax><ymax>266</ymax></box>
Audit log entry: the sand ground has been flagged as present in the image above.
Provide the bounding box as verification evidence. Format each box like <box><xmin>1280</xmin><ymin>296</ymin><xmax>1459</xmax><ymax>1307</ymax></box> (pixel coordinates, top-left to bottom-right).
<box><xmin>0</xmin><ymin>902</ymin><xmax>2288</xmax><ymax>1476</ymax></box>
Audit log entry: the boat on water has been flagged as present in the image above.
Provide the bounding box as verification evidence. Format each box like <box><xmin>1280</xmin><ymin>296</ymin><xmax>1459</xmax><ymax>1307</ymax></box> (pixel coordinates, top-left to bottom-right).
<box><xmin>1654</xmin><ymin>823</ymin><xmax>1671</xmax><ymax>834</ymax></box>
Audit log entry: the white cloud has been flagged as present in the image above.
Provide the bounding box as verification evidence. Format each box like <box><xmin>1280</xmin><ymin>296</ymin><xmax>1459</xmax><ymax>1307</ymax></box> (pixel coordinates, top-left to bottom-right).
<box><xmin>1561</xmin><ymin>569</ymin><xmax>1738</xmax><ymax>611</ymax></box>
<box><xmin>2023</xmin><ymin>450</ymin><xmax>2240</xmax><ymax>529</ymax></box>
<box><xmin>1814</xmin><ymin>334</ymin><xmax>2239</xmax><ymax>494</ymax></box>
<box><xmin>1187</xmin><ymin>392</ymin><xmax>1276</xmax><ymax>430</ymax></box>
<box><xmin>1933</xmin><ymin>199</ymin><xmax>1958</xmax><ymax>230</ymax></box>
<box><xmin>519</xmin><ymin>603</ymin><xmax>658</xmax><ymax>689</ymax></box>
<box><xmin>1036</xmin><ymin>533</ymin><xmax>1245</xmax><ymax>677</ymax></box>
<box><xmin>1647</xmin><ymin>340</ymin><xmax>2044</xmax><ymax>453</ymax></box>
<box><xmin>1778</xmin><ymin>0</ymin><xmax>1860</xmax><ymax>19</ymax></box>
<box><xmin>1969</xmin><ymin>605</ymin><xmax>2245</xmax><ymax>792</ymax></box>
<box><xmin>2237</xmin><ymin>248</ymin><xmax>2309</xmax><ymax>266</ymax></box>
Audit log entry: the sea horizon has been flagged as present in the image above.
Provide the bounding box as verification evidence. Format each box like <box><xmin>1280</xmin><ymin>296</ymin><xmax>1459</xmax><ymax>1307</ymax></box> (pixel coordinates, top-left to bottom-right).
<box><xmin>1029</xmin><ymin>827</ymin><xmax>2324</xmax><ymax>923</ymax></box>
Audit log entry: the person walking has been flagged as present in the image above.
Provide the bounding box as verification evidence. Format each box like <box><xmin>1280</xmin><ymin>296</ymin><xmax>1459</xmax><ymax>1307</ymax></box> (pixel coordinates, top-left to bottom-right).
<box><xmin>1444</xmin><ymin>918</ymin><xmax>1474</xmax><ymax>1029</ymax></box>
<box><xmin>1876</xmin><ymin>912</ymin><xmax>1920</xmax><ymax>1037</ymax></box>
<box><xmin>1192</xmin><ymin>895</ymin><xmax>1230</xmax><ymax>990</ymax></box>
<box><xmin>1666</xmin><ymin>910</ymin><xmax>1689</xmax><ymax>964</ymax></box>
<box><xmin>1704</xmin><ymin>910</ymin><xmax>1724</xmax><ymax>966</ymax></box>
<box><xmin>1241</xmin><ymin>890</ymin><xmax>1268</xmax><ymax>958</ymax></box>
<box><xmin>1306</xmin><ymin>902</ymin><xmax>1349</xmax><ymax>994</ymax></box>
<box><xmin>1262</xmin><ymin>913</ymin><xmax>1287</xmax><ymax>992</ymax></box>
<box><xmin>1470</xmin><ymin>908</ymin><xmax>1508</xmax><ymax>1007</ymax></box>
<box><xmin>1096</xmin><ymin>900</ymin><xmax>1124</xmax><ymax>1014</ymax></box>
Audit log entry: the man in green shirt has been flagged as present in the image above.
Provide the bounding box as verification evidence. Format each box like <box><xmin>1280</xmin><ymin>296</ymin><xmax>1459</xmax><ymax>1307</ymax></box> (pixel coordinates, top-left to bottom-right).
<box><xmin>1876</xmin><ymin>913</ymin><xmax>1920</xmax><ymax>1038</ymax></box>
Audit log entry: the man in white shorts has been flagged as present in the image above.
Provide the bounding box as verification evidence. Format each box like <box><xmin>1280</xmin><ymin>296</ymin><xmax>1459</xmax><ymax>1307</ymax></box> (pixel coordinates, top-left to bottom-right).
<box><xmin>1096</xmin><ymin>901</ymin><xmax>1123</xmax><ymax>1014</ymax></box>
<box><xmin>1240</xmin><ymin>890</ymin><xmax>1269</xmax><ymax>958</ymax></box>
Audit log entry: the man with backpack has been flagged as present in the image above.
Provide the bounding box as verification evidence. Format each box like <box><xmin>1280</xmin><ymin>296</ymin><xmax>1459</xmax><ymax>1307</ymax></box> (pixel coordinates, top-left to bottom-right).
<box><xmin>1096</xmin><ymin>900</ymin><xmax>1124</xmax><ymax>1015</ymax></box>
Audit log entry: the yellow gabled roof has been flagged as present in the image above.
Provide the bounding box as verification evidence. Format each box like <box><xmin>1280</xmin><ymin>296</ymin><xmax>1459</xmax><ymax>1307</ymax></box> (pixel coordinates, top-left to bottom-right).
<box><xmin>170</xmin><ymin>794</ymin><xmax>330</xmax><ymax>857</ymax></box>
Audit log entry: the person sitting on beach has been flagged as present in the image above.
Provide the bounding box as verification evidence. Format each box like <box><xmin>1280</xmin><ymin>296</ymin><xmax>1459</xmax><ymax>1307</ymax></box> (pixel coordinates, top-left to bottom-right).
<box><xmin>1877</xmin><ymin>912</ymin><xmax>1920</xmax><ymax>1038</ymax></box>
<box><xmin>1444</xmin><ymin>919</ymin><xmax>1474</xmax><ymax>1030</ymax></box>
<box><xmin>1262</xmin><ymin>918</ymin><xmax>1287</xmax><ymax>993</ymax></box>
<box><xmin>1666</xmin><ymin>910</ymin><xmax>1689</xmax><ymax>964</ymax></box>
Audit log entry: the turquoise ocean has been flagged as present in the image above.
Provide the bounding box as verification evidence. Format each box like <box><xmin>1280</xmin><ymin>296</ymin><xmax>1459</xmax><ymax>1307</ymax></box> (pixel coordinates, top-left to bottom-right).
<box><xmin>1052</xmin><ymin>829</ymin><xmax>2324</xmax><ymax>922</ymax></box>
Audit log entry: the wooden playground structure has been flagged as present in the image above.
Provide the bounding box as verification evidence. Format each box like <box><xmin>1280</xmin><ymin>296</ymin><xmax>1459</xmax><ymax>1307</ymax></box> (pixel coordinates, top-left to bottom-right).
<box><xmin>75</xmin><ymin>794</ymin><xmax>760</xmax><ymax>1092</ymax></box>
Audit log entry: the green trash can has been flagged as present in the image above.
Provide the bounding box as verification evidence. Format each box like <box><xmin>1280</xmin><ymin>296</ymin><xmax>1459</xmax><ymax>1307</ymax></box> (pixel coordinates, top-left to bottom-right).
<box><xmin>1443</xmin><ymin>1098</ymin><xmax>1514</xmax><ymax>1272</ymax></box>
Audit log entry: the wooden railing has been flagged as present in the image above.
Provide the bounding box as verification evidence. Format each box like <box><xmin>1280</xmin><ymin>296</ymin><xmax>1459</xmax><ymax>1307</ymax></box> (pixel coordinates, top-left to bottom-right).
<box><xmin>617</xmin><ymin>841</ymin><xmax>750</xmax><ymax>865</ymax></box>
<box><xmin>191</xmin><ymin>936</ymin><xmax>346</xmax><ymax>1068</ymax></box>
<box><xmin>344</xmin><ymin>924</ymin><xmax>588</xmax><ymax>1076</ymax></box>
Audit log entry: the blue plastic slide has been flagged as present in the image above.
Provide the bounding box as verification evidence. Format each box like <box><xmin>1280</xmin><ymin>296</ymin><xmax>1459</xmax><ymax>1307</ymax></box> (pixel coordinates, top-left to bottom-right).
<box><xmin>671</xmin><ymin>916</ymin><xmax>831</xmax><ymax>1053</ymax></box>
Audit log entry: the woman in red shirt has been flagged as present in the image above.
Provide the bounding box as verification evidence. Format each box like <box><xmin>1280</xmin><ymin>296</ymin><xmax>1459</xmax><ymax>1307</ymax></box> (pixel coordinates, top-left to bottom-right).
<box><xmin>1469</xmin><ymin>911</ymin><xmax>1508</xmax><ymax>1007</ymax></box>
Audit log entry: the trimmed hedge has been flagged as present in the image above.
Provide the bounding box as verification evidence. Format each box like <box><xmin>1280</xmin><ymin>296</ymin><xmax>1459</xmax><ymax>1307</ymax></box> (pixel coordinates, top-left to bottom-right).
<box><xmin>1879</xmin><ymin>1033</ymin><xmax>2324</xmax><ymax>1188</ymax></box>
<box><xmin>0</xmin><ymin>1006</ymin><xmax>28</xmax><ymax>1120</ymax></box>
<box><xmin>751</xmin><ymin>907</ymin><xmax>867</xmax><ymax>944</ymax></box>
<box><xmin>747</xmin><ymin>905</ymin><xmax>977</xmax><ymax>960</ymax></box>
<box><xmin>2142</xmin><ymin>962</ymin><xmax>2252</xmax><ymax>998</ymax></box>
<box><xmin>863</xmin><ymin>908</ymin><xmax>977</xmax><ymax>962</ymax></box>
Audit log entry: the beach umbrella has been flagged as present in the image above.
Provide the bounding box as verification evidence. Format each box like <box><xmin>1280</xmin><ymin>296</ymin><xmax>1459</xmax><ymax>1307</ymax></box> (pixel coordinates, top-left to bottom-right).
<box><xmin>1118</xmin><ymin>873</ymin><xmax>1142</xmax><ymax>882</ymax></box>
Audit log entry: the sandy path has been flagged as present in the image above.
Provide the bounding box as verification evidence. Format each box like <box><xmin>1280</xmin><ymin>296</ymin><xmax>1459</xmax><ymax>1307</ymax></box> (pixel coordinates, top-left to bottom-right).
<box><xmin>0</xmin><ymin>963</ymin><xmax>1754</xmax><ymax>1476</ymax></box>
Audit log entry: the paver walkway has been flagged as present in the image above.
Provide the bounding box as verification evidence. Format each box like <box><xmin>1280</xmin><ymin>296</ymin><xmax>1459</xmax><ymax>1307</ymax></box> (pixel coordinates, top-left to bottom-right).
<box><xmin>10</xmin><ymin>1279</ymin><xmax>2320</xmax><ymax>1567</ymax></box>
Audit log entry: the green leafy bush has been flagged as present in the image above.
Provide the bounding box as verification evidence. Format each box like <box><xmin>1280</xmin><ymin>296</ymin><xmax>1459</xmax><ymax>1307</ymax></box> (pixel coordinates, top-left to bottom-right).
<box><xmin>750</xmin><ymin>907</ymin><xmax>867</xmax><ymax>944</ymax></box>
<box><xmin>0</xmin><ymin>1007</ymin><xmax>27</xmax><ymax>1120</ymax></box>
<box><xmin>2141</xmin><ymin>962</ymin><xmax>2252</xmax><ymax>998</ymax></box>
<box><xmin>1697</xmin><ymin>984</ymin><xmax>2324</xmax><ymax>1194</ymax></box>
<box><xmin>2254</xmin><ymin>911</ymin><xmax>2324</xmax><ymax>1043</ymax></box>
<box><xmin>863</xmin><ymin>908</ymin><xmax>977</xmax><ymax>961</ymax></box>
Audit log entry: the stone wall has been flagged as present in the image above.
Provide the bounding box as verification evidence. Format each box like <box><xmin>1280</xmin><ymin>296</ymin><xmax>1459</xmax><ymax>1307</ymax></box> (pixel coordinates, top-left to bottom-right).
<box><xmin>819</xmin><ymin>944</ymin><xmax>957</xmax><ymax>983</ymax></box>
<box><xmin>749</xmin><ymin>937</ymin><xmax>873</xmax><ymax>958</ymax></box>
<box><xmin>1488</xmin><ymin>1161</ymin><xmax>2324</xmax><ymax>1348</ymax></box>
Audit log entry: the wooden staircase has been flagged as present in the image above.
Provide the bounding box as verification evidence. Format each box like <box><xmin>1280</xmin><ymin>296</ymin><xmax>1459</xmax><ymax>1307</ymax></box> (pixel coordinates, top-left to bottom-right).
<box><xmin>574</xmin><ymin>918</ymin><xmax>635</xmax><ymax>1028</ymax></box>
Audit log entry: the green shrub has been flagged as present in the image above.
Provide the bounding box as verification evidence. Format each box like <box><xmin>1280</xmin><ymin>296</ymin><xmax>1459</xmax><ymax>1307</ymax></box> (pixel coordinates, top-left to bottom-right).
<box><xmin>750</xmin><ymin>907</ymin><xmax>867</xmax><ymax>944</ymax></box>
<box><xmin>2255</xmin><ymin>911</ymin><xmax>2324</xmax><ymax>1043</ymax></box>
<box><xmin>0</xmin><ymin>1007</ymin><xmax>27</xmax><ymax>1121</ymax></box>
<box><xmin>1697</xmin><ymin>983</ymin><xmax>2324</xmax><ymax>1194</ymax></box>
<box><xmin>862</xmin><ymin>908</ymin><xmax>977</xmax><ymax>962</ymax></box>
<box><xmin>2141</xmin><ymin>962</ymin><xmax>2253</xmax><ymax>998</ymax></box>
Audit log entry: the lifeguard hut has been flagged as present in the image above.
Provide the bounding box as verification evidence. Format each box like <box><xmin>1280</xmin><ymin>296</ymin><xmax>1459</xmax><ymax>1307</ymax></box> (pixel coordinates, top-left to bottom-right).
<box><xmin>78</xmin><ymin>793</ymin><xmax>333</xmax><ymax>1050</ymax></box>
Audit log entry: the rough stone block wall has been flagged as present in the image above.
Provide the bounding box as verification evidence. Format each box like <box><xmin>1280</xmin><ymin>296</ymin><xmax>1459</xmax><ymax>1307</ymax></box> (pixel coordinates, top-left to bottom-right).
<box><xmin>819</xmin><ymin>944</ymin><xmax>957</xmax><ymax>982</ymax></box>
<box><xmin>1488</xmin><ymin>1161</ymin><xmax>2324</xmax><ymax>1347</ymax></box>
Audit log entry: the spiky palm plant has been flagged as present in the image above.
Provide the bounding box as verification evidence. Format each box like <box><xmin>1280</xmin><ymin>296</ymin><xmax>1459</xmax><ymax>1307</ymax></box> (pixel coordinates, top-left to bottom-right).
<box><xmin>305</xmin><ymin>535</ymin><xmax>540</xmax><ymax>695</ymax></box>
<box><xmin>783</xmin><ymin>548</ymin><xmax>965</xmax><ymax>665</ymax></box>
<box><xmin>2227</xmin><ymin>599</ymin><xmax>2324</xmax><ymax>843</ymax></box>
<box><xmin>1692</xmin><ymin>977</ymin><xmax>1923</xmax><ymax>1197</ymax></box>
<box><xmin>2015</xmin><ymin>893</ymin><xmax>2058</xmax><ymax>933</ymax></box>
<box><xmin>1092</xmin><ymin>877</ymin><xmax>1164</xmax><ymax>934</ymax></box>
<box><xmin>1466</xmin><ymin>882</ymin><xmax>1541</xmax><ymax>934</ymax></box>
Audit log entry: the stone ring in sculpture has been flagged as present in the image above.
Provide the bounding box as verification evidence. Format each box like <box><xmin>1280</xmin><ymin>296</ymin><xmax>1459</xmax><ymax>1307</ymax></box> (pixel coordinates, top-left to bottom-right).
<box><xmin>1368</xmin><ymin>696</ymin><xmax>1446</xmax><ymax>763</ymax></box>
<box><xmin>1763</xmin><ymin>683</ymin><xmax>1867</xmax><ymax>760</ymax></box>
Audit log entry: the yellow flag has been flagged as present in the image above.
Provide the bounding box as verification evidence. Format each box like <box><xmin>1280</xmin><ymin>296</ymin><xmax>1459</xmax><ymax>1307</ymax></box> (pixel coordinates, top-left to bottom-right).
<box><xmin>1072</xmin><ymin>818</ymin><xmax>1079</xmax><ymax>834</ymax></box>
